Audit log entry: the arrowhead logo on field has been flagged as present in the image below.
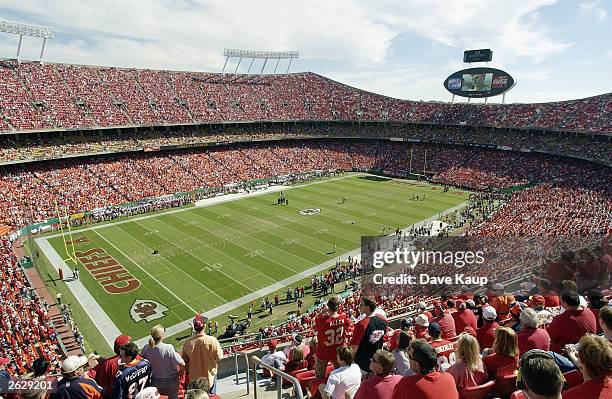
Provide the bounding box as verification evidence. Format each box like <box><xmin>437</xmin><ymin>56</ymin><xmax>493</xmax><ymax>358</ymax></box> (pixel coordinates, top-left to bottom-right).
<box><xmin>130</xmin><ymin>299</ymin><xmax>168</xmax><ymax>323</ymax></box>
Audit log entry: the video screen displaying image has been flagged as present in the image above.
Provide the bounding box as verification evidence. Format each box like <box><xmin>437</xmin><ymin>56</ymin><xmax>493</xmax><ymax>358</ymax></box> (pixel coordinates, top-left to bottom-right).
<box><xmin>461</xmin><ymin>73</ymin><xmax>493</xmax><ymax>92</ymax></box>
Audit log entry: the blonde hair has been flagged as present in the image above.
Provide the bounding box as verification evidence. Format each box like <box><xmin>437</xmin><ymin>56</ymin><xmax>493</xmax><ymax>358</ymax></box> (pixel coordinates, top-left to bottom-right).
<box><xmin>456</xmin><ymin>334</ymin><xmax>481</xmax><ymax>371</ymax></box>
<box><xmin>148</xmin><ymin>325</ymin><xmax>164</xmax><ymax>348</ymax></box>
<box><xmin>492</xmin><ymin>327</ymin><xmax>519</xmax><ymax>358</ymax></box>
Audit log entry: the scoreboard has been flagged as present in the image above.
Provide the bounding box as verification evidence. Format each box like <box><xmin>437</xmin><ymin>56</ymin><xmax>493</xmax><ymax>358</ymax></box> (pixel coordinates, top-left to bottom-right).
<box><xmin>463</xmin><ymin>49</ymin><xmax>493</xmax><ymax>63</ymax></box>
<box><xmin>443</xmin><ymin>67</ymin><xmax>514</xmax><ymax>98</ymax></box>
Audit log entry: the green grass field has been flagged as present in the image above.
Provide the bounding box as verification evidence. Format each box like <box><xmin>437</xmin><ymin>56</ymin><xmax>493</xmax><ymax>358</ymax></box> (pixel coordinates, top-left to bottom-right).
<box><xmin>39</xmin><ymin>173</ymin><xmax>468</xmax><ymax>351</ymax></box>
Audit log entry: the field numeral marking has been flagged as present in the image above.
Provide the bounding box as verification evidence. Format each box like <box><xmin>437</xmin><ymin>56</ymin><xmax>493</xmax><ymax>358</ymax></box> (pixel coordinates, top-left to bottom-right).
<box><xmin>282</xmin><ymin>238</ymin><xmax>299</xmax><ymax>245</ymax></box>
<box><xmin>144</xmin><ymin>229</ymin><xmax>160</xmax><ymax>236</ymax></box>
<box><xmin>244</xmin><ymin>249</ymin><xmax>264</xmax><ymax>258</ymax></box>
<box><xmin>201</xmin><ymin>263</ymin><xmax>223</xmax><ymax>272</ymax></box>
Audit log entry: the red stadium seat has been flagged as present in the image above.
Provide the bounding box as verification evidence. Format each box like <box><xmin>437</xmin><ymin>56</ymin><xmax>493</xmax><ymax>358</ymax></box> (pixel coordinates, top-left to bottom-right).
<box><xmin>563</xmin><ymin>369</ymin><xmax>584</xmax><ymax>389</ymax></box>
<box><xmin>460</xmin><ymin>380</ymin><xmax>496</xmax><ymax>399</ymax></box>
<box><xmin>495</xmin><ymin>374</ymin><xmax>518</xmax><ymax>398</ymax></box>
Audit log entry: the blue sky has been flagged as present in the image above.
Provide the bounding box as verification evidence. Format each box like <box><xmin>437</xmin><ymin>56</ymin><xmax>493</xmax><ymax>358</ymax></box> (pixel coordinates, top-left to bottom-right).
<box><xmin>0</xmin><ymin>0</ymin><xmax>610</xmax><ymax>103</ymax></box>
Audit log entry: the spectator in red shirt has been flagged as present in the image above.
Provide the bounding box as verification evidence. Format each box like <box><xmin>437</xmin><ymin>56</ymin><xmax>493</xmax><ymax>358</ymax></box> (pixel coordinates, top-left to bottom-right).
<box><xmin>427</xmin><ymin>323</ymin><xmax>456</xmax><ymax>369</ymax></box>
<box><xmin>452</xmin><ymin>299</ymin><xmax>477</xmax><ymax>334</ymax></box>
<box><xmin>354</xmin><ymin>350</ymin><xmax>402</xmax><ymax>399</ymax></box>
<box><xmin>562</xmin><ymin>334</ymin><xmax>612</xmax><ymax>399</ymax></box>
<box><xmin>391</xmin><ymin>339</ymin><xmax>459</xmax><ymax>399</ymax></box>
<box><xmin>477</xmin><ymin>306</ymin><xmax>499</xmax><ymax>350</ymax></box>
<box><xmin>548</xmin><ymin>291</ymin><xmax>597</xmax><ymax>353</ymax></box>
<box><xmin>482</xmin><ymin>327</ymin><xmax>519</xmax><ymax>379</ymax></box>
<box><xmin>432</xmin><ymin>307</ymin><xmax>456</xmax><ymax>340</ymax></box>
<box><xmin>518</xmin><ymin>308</ymin><xmax>550</xmax><ymax>355</ymax></box>
<box><xmin>538</xmin><ymin>279</ymin><xmax>561</xmax><ymax>308</ymax></box>
<box><xmin>417</xmin><ymin>302</ymin><xmax>433</xmax><ymax>321</ymax></box>
<box><xmin>519</xmin><ymin>350</ymin><xmax>564</xmax><ymax>399</ymax></box>
<box><xmin>414</xmin><ymin>314</ymin><xmax>430</xmax><ymax>340</ymax></box>
<box><xmin>92</xmin><ymin>334</ymin><xmax>132</xmax><ymax>399</ymax></box>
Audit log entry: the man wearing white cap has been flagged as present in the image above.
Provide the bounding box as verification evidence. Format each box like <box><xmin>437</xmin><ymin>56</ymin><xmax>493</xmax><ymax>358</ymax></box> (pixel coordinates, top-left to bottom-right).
<box><xmin>476</xmin><ymin>306</ymin><xmax>499</xmax><ymax>350</ymax></box>
<box><xmin>51</xmin><ymin>356</ymin><xmax>103</xmax><ymax>399</ymax></box>
<box><xmin>414</xmin><ymin>314</ymin><xmax>430</xmax><ymax>339</ymax></box>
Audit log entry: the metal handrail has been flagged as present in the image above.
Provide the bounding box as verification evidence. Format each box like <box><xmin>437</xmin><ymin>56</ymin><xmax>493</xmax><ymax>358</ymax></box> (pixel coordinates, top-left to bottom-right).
<box><xmin>251</xmin><ymin>355</ymin><xmax>304</xmax><ymax>399</ymax></box>
<box><xmin>233</xmin><ymin>351</ymin><xmax>250</xmax><ymax>396</ymax></box>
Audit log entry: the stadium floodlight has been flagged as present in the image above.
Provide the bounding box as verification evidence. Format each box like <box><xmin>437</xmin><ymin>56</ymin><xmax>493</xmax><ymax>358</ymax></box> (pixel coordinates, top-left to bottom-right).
<box><xmin>0</xmin><ymin>20</ymin><xmax>56</xmax><ymax>63</ymax></box>
<box><xmin>222</xmin><ymin>48</ymin><xmax>300</xmax><ymax>75</ymax></box>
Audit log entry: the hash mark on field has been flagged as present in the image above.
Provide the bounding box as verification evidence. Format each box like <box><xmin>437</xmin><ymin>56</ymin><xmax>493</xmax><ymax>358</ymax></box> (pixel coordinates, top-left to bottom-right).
<box><xmin>282</xmin><ymin>238</ymin><xmax>299</xmax><ymax>245</ymax></box>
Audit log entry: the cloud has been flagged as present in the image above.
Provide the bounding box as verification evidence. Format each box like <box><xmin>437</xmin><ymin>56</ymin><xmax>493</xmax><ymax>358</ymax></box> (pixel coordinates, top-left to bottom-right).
<box><xmin>578</xmin><ymin>1</ymin><xmax>608</xmax><ymax>21</ymax></box>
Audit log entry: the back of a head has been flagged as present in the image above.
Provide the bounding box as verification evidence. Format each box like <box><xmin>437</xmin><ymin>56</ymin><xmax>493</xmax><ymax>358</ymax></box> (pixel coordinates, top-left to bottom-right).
<box><xmin>375</xmin><ymin>349</ymin><xmax>396</xmax><ymax>375</ymax></box>
<box><xmin>493</xmin><ymin>327</ymin><xmax>519</xmax><ymax>358</ymax></box>
<box><xmin>577</xmin><ymin>334</ymin><xmax>612</xmax><ymax>380</ymax></box>
<box><xmin>149</xmin><ymin>325</ymin><xmax>164</xmax><ymax>348</ymax></box>
<box><xmin>185</xmin><ymin>390</ymin><xmax>209</xmax><ymax>399</ymax></box>
<box><xmin>121</xmin><ymin>342</ymin><xmax>140</xmax><ymax>361</ymax></box>
<box><xmin>520</xmin><ymin>308</ymin><xmax>539</xmax><ymax>329</ymax></box>
<box><xmin>187</xmin><ymin>377</ymin><xmax>210</xmax><ymax>392</ymax></box>
<box><xmin>398</xmin><ymin>331</ymin><xmax>412</xmax><ymax>351</ymax></box>
<box><xmin>410</xmin><ymin>339</ymin><xmax>437</xmax><ymax>374</ymax></box>
<box><xmin>327</xmin><ymin>296</ymin><xmax>340</xmax><ymax>312</ymax></box>
<box><xmin>561</xmin><ymin>290</ymin><xmax>580</xmax><ymax>307</ymax></box>
<box><xmin>600</xmin><ymin>306</ymin><xmax>612</xmax><ymax>331</ymax></box>
<box><xmin>336</xmin><ymin>346</ymin><xmax>354</xmax><ymax>365</ymax></box>
<box><xmin>361</xmin><ymin>296</ymin><xmax>377</xmax><ymax>313</ymax></box>
<box><xmin>32</xmin><ymin>358</ymin><xmax>49</xmax><ymax>376</ymax></box>
<box><xmin>520</xmin><ymin>351</ymin><xmax>563</xmax><ymax>399</ymax></box>
<box><xmin>457</xmin><ymin>334</ymin><xmax>481</xmax><ymax>371</ymax></box>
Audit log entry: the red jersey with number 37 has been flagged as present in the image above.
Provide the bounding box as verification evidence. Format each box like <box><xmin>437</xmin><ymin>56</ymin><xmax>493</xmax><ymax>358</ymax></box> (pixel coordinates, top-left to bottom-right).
<box><xmin>315</xmin><ymin>313</ymin><xmax>352</xmax><ymax>361</ymax></box>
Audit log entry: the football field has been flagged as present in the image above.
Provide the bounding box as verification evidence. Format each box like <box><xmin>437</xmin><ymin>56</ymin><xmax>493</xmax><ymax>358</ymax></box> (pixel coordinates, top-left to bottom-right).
<box><xmin>35</xmin><ymin>173</ymin><xmax>469</xmax><ymax>349</ymax></box>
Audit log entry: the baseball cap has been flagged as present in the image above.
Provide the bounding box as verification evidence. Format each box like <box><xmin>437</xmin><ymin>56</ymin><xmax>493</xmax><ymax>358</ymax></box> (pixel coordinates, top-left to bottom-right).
<box><xmin>482</xmin><ymin>306</ymin><xmax>497</xmax><ymax>320</ymax></box>
<box><xmin>400</xmin><ymin>318</ymin><xmax>412</xmax><ymax>330</ymax></box>
<box><xmin>293</xmin><ymin>334</ymin><xmax>303</xmax><ymax>345</ymax></box>
<box><xmin>0</xmin><ymin>357</ymin><xmax>10</xmax><ymax>366</ymax></box>
<box><xmin>531</xmin><ymin>295</ymin><xmax>545</xmax><ymax>306</ymax></box>
<box><xmin>415</xmin><ymin>314</ymin><xmax>429</xmax><ymax>327</ymax></box>
<box><xmin>466</xmin><ymin>299</ymin><xmax>476</xmax><ymax>307</ymax></box>
<box><xmin>427</xmin><ymin>322</ymin><xmax>441</xmax><ymax>336</ymax></box>
<box><xmin>510</xmin><ymin>302</ymin><xmax>525</xmax><ymax>316</ymax></box>
<box><xmin>135</xmin><ymin>387</ymin><xmax>161</xmax><ymax>399</ymax></box>
<box><xmin>193</xmin><ymin>315</ymin><xmax>206</xmax><ymax>329</ymax></box>
<box><xmin>268</xmin><ymin>339</ymin><xmax>279</xmax><ymax>350</ymax></box>
<box><xmin>418</xmin><ymin>301</ymin><xmax>427</xmax><ymax>309</ymax></box>
<box><xmin>456</xmin><ymin>299</ymin><xmax>466</xmax><ymax>309</ymax></box>
<box><xmin>492</xmin><ymin>283</ymin><xmax>505</xmax><ymax>291</ymax></box>
<box><xmin>61</xmin><ymin>355</ymin><xmax>87</xmax><ymax>373</ymax></box>
<box><xmin>114</xmin><ymin>334</ymin><xmax>131</xmax><ymax>347</ymax></box>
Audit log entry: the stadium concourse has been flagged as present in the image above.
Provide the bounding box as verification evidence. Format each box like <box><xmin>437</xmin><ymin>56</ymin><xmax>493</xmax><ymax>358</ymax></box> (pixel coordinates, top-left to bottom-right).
<box><xmin>0</xmin><ymin>60</ymin><xmax>610</xmax><ymax>399</ymax></box>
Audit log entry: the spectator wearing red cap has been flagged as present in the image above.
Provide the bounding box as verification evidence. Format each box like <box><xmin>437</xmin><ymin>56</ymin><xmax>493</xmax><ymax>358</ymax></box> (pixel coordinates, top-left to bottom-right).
<box><xmin>182</xmin><ymin>315</ymin><xmax>223</xmax><ymax>391</ymax></box>
<box><xmin>548</xmin><ymin>291</ymin><xmax>597</xmax><ymax>354</ymax></box>
<box><xmin>93</xmin><ymin>334</ymin><xmax>133</xmax><ymax>399</ymax></box>
<box><xmin>518</xmin><ymin>308</ymin><xmax>550</xmax><ymax>355</ymax></box>
<box><xmin>476</xmin><ymin>306</ymin><xmax>499</xmax><ymax>350</ymax></box>
<box><xmin>451</xmin><ymin>299</ymin><xmax>477</xmax><ymax>335</ymax></box>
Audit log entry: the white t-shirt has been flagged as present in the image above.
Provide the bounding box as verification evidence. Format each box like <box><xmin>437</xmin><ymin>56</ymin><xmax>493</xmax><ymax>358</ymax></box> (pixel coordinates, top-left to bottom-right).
<box><xmin>261</xmin><ymin>350</ymin><xmax>287</xmax><ymax>369</ymax></box>
<box><xmin>323</xmin><ymin>363</ymin><xmax>362</xmax><ymax>399</ymax></box>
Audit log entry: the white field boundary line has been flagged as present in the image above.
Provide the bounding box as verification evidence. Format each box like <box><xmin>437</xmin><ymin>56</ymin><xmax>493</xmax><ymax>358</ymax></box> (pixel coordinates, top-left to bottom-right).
<box><xmin>44</xmin><ymin>173</ymin><xmax>366</xmax><ymax>240</ymax></box>
<box><xmin>34</xmin><ymin>237</ymin><xmax>121</xmax><ymax>350</ymax></box>
<box><xmin>133</xmin><ymin>200</ymin><xmax>469</xmax><ymax>348</ymax></box>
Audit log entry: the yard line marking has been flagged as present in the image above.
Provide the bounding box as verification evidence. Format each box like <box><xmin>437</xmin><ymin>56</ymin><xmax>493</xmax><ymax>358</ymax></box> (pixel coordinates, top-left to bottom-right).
<box><xmin>107</xmin><ymin>225</ymin><xmax>228</xmax><ymax>305</ymax></box>
<box><xmin>44</xmin><ymin>173</ymin><xmax>366</xmax><ymax>239</ymax></box>
<box><xmin>133</xmin><ymin>201</ymin><xmax>469</xmax><ymax>348</ymax></box>
<box><xmin>92</xmin><ymin>229</ymin><xmax>200</xmax><ymax>315</ymax></box>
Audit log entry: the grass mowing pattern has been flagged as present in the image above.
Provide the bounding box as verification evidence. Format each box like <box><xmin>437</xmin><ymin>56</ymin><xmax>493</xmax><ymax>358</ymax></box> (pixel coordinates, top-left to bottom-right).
<box><xmin>46</xmin><ymin>174</ymin><xmax>469</xmax><ymax>342</ymax></box>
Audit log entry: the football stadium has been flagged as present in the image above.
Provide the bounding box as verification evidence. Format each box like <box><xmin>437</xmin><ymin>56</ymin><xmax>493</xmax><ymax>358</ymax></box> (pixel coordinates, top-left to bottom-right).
<box><xmin>0</xmin><ymin>3</ymin><xmax>610</xmax><ymax>399</ymax></box>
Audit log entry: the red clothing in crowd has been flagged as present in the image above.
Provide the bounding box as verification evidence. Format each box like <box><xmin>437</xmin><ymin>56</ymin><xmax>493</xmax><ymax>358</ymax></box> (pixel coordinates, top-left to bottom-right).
<box><xmin>548</xmin><ymin>307</ymin><xmax>597</xmax><ymax>353</ymax></box>
<box><xmin>430</xmin><ymin>339</ymin><xmax>456</xmax><ymax>368</ymax></box>
<box><xmin>354</xmin><ymin>374</ymin><xmax>403</xmax><ymax>399</ymax></box>
<box><xmin>517</xmin><ymin>326</ymin><xmax>550</xmax><ymax>355</ymax></box>
<box><xmin>434</xmin><ymin>314</ymin><xmax>457</xmax><ymax>340</ymax></box>
<box><xmin>546</xmin><ymin>261</ymin><xmax>574</xmax><ymax>283</ymax></box>
<box><xmin>544</xmin><ymin>292</ymin><xmax>560</xmax><ymax>308</ymax></box>
<box><xmin>482</xmin><ymin>353</ymin><xmax>518</xmax><ymax>379</ymax></box>
<box><xmin>391</xmin><ymin>372</ymin><xmax>459</xmax><ymax>399</ymax></box>
<box><xmin>562</xmin><ymin>376</ymin><xmax>612</xmax><ymax>399</ymax></box>
<box><xmin>476</xmin><ymin>321</ymin><xmax>499</xmax><ymax>350</ymax></box>
<box><xmin>422</xmin><ymin>311</ymin><xmax>434</xmax><ymax>321</ymax></box>
<box><xmin>452</xmin><ymin>309</ymin><xmax>477</xmax><ymax>334</ymax></box>
<box><xmin>314</xmin><ymin>312</ymin><xmax>352</xmax><ymax>361</ymax></box>
<box><xmin>93</xmin><ymin>355</ymin><xmax>121</xmax><ymax>399</ymax></box>
<box><xmin>414</xmin><ymin>325</ymin><xmax>429</xmax><ymax>340</ymax></box>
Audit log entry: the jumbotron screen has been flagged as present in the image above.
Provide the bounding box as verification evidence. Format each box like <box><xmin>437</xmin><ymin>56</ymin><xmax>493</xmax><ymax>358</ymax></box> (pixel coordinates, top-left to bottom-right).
<box><xmin>444</xmin><ymin>67</ymin><xmax>514</xmax><ymax>98</ymax></box>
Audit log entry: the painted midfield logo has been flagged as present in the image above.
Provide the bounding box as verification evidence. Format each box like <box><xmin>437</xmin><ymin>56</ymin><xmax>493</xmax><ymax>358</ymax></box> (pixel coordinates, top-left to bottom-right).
<box><xmin>130</xmin><ymin>299</ymin><xmax>168</xmax><ymax>323</ymax></box>
<box><xmin>299</xmin><ymin>208</ymin><xmax>321</xmax><ymax>216</ymax></box>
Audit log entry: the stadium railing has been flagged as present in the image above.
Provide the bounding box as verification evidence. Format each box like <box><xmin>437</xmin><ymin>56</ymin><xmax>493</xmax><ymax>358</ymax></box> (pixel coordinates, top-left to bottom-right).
<box><xmin>251</xmin><ymin>355</ymin><xmax>305</xmax><ymax>399</ymax></box>
<box><xmin>233</xmin><ymin>351</ymin><xmax>250</xmax><ymax>395</ymax></box>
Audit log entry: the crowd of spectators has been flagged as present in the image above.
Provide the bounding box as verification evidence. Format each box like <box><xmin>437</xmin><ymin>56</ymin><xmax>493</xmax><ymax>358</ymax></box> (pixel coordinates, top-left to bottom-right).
<box><xmin>0</xmin><ymin>60</ymin><xmax>610</xmax><ymax>135</ymax></box>
<box><xmin>0</xmin><ymin>124</ymin><xmax>610</xmax><ymax>166</ymax></box>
